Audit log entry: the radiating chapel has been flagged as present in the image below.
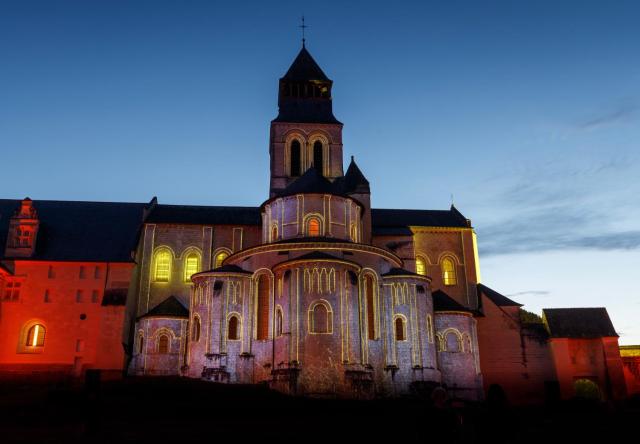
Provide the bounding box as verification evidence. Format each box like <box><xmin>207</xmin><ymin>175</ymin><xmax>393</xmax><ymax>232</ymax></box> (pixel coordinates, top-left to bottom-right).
<box><xmin>0</xmin><ymin>45</ymin><xmax>634</xmax><ymax>402</ymax></box>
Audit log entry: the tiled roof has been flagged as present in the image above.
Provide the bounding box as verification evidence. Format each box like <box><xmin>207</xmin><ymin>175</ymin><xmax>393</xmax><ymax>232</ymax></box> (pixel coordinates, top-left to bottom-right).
<box><xmin>543</xmin><ymin>308</ymin><xmax>618</xmax><ymax>338</ymax></box>
<box><xmin>432</xmin><ymin>290</ymin><xmax>472</xmax><ymax>312</ymax></box>
<box><xmin>0</xmin><ymin>199</ymin><xmax>146</xmax><ymax>262</ymax></box>
<box><xmin>138</xmin><ymin>296</ymin><xmax>188</xmax><ymax>320</ymax></box>
<box><xmin>381</xmin><ymin>267</ymin><xmax>422</xmax><ymax>278</ymax></box>
<box><xmin>371</xmin><ymin>206</ymin><xmax>471</xmax><ymax>230</ymax></box>
<box><xmin>146</xmin><ymin>204</ymin><xmax>261</xmax><ymax>225</ymax></box>
<box><xmin>478</xmin><ymin>284</ymin><xmax>522</xmax><ymax>307</ymax></box>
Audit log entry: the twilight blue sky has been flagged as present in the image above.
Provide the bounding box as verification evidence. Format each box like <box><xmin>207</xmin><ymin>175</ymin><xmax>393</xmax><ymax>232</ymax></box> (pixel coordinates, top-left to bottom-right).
<box><xmin>1</xmin><ymin>1</ymin><xmax>639</xmax><ymax>343</ymax></box>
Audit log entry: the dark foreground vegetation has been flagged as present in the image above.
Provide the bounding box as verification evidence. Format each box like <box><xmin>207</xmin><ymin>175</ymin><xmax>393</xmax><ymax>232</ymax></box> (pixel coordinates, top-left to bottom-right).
<box><xmin>0</xmin><ymin>375</ymin><xmax>638</xmax><ymax>443</ymax></box>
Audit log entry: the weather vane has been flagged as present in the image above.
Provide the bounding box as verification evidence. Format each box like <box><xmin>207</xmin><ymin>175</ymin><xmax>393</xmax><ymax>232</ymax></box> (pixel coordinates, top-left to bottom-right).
<box><xmin>299</xmin><ymin>15</ymin><xmax>308</xmax><ymax>47</ymax></box>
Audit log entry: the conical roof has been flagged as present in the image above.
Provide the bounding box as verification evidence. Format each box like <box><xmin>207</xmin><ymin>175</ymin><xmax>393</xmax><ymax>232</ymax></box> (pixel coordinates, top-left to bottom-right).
<box><xmin>282</xmin><ymin>47</ymin><xmax>330</xmax><ymax>81</ymax></box>
<box><xmin>277</xmin><ymin>166</ymin><xmax>337</xmax><ymax>197</ymax></box>
<box><xmin>342</xmin><ymin>156</ymin><xmax>370</xmax><ymax>193</ymax></box>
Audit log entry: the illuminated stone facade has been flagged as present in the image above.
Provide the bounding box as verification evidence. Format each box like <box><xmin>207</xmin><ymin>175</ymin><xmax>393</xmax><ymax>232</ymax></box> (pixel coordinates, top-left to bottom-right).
<box><xmin>0</xmin><ymin>45</ymin><xmax>630</xmax><ymax>402</ymax></box>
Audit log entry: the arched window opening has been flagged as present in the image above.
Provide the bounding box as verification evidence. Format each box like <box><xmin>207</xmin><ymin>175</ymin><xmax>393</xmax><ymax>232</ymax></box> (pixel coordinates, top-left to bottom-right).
<box><xmin>290</xmin><ymin>140</ymin><xmax>301</xmax><ymax>177</ymax></box>
<box><xmin>192</xmin><ymin>317</ymin><xmax>201</xmax><ymax>342</ymax></box>
<box><xmin>138</xmin><ymin>334</ymin><xmax>144</xmax><ymax>354</ymax></box>
<box><xmin>154</xmin><ymin>250</ymin><xmax>171</xmax><ymax>282</ymax></box>
<box><xmin>313</xmin><ymin>141</ymin><xmax>324</xmax><ymax>175</ymax></box>
<box><xmin>184</xmin><ymin>252</ymin><xmax>200</xmax><ymax>282</ymax></box>
<box><xmin>256</xmin><ymin>275</ymin><xmax>269</xmax><ymax>340</ymax></box>
<box><xmin>228</xmin><ymin>316</ymin><xmax>240</xmax><ymax>340</ymax></box>
<box><xmin>158</xmin><ymin>334</ymin><xmax>170</xmax><ymax>354</ymax></box>
<box><xmin>307</xmin><ymin>218</ymin><xmax>321</xmax><ymax>237</ymax></box>
<box><xmin>26</xmin><ymin>324</ymin><xmax>46</xmax><ymax>347</ymax></box>
<box><xmin>214</xmin><ymin>251</ymin><xmax>229</xmax><ymax>269</ymax></box>
<box><xmin>441</xmin><ymin>257</ymin><xmax>457</xmax><ymax>286</ymax></box>
<box><xmin>416</xmin><ymin>256</ymin><xmax>426</xmax><ymax>276</ymax></box>
<box><xmin>365</xmin><ymin>275</ymin><xmax>376</xmax><ymax>340</ymax></box>
<box><xmin>445</xmin><ymin>331</ymin><xmax>461</xmax><ymax>352</ymax></box>
<box><xmin>310</xmin><ymin>302</ymin><xmax>332</xmax><ymax>334</ymax></box>
<box><xmin>271</xmin><ymin>225</ymin><xmax>278</xmax><ymax>242</ymax></box>
<box><xmin>275</xmin><ymin>308</ymin><xmax>283</xmax><ymax>337</ymax></box>
<box><xmin>395</xmin><ymin>317</ymin><xmax>406</xmax><ymax>341</ymax></box>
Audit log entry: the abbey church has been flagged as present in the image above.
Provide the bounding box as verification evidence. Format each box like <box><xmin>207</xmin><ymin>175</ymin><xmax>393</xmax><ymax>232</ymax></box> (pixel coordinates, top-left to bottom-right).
<box><xmin>0</xmin><ymin>45</ymin><xmax>637</xmax><ymax>403</ymax></box>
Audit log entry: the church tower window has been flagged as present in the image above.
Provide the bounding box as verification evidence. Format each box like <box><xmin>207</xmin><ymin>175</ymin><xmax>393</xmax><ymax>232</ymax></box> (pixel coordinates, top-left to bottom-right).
<box><xmin>256</xmin><ymin>275</ymin><xmax>269</xmax><ymax>340</ymax></box>
<box><xmin>184</xmin><ymin>252</ymin><xmax>200</xmax><ymax>282</ymax></box>
<box><xmin>313</xmin><ymin>140</ymin><xmax>324</xmax><ymax>174</ymax></box>
<box><xmin>154</xmin><ymin>249</ymin><xmax>172</xmax><ymax>282</ymax></box>
<box><xmin>290</xmin><ymin>140</ymin><xmax>302</xmax><ymax>177</ymax></box>
<box><xmin>441</xmin><ymin>257</ymin><xmax>457</xmax><ymax>286</ymax></box>
<box><xmin>271</xmin><ymin>224</ymin><xmax>278</xmax><ymax>242</ymax></box>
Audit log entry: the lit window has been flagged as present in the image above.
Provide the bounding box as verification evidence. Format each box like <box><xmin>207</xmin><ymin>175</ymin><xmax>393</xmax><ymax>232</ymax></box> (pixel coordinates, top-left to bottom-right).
<box><xmin>350</xmin><ymin>223</ymin><xmax>357</xmax><ymax>242</ymax></box>
<box><xmin>158</xmin><ymin>334</ymin><xmax>170</xmax><ymax>354</ymax></box>
<box><xmin>184</xmin><ymin>253</ymin><xmax>200</xmax><ymax>282</ymax></box>
<box><xmin>4</xmin><ymin>281</ymin><xmax>21</xmax><ymax>301</ymax></box>
<box><xmin>228</xmin><ymin>315</ymin><xmax>240</xmax><ymax>340</ymax></box>
<box><xmin>441</xmin><ymin>257</ymin><xmax>457</xmax><ymax>285</ymax></box>
<box><xmin>214</xmin><ymin>251</ymin><xmax>228</xmax><ymax>269</ymax></box>
<box><xmin>26</xmin><ymin>324</ymin><xmax>46</xmax><ymax>347</ymax></box>
<box><xmin>416</xmin><ymin>257</ymin><xmax>426</xmax><ymax>276</ymax></box>
<box><xmin>154</xmin><ymin>250</ymin><xmax>172</xmax><ymax>282</ymax></box>
<box><xmin>395</xmin><ymin>317</ymin><xmax>406</xmax><ymax>341</ymax></box>
<box><xmin>271</xmin><ymin>225</ymin><xmax>278</xmax><ymax>242</ymax></box>
<box><xmin>307</xmin><ymin>218</ymin><xmax>321</xmax><ymax>237</ymax></box>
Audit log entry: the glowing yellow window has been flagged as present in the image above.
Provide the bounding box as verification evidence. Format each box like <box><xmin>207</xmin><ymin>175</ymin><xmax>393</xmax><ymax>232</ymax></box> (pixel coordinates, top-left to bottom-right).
<box><xmin>154</xmin><ymin>250</ymin><xmax>171</xmax><ymax>282</ymax></box>
<box><xmin>26</xmin><ymin>324</ymin><xmax>46</xmax><ymax>347</ymax></box>
<box><xmin>350</xmin><ymin>224</ymin><xmax>357</xmax><ymax>242</ymax></box>
<box><xmin>184</xmin><ymin>253</ymin><xmax>200</xmax><ymax>282</ymax></box>
<box><xmin>416</xmin><ymin>257</ymin><xmax>426</xmax><ymax>276</ymax></box>
<box><xmin>307</xmin><ymin>218</ymin><xmax>321</xmax><ymax>237</ymax></box>
<box><xmin>215</xmin><ymin>252</ymin><xmax>228</xmax><ymax>268</ymax></box>
<box><xmin>442</xmin><ymin>257</ymin><xmax>457</xmax><ymax>285</ymax></box>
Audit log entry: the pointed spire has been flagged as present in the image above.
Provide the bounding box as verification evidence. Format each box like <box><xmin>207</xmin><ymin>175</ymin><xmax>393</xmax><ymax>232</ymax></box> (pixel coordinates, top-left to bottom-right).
<box><xmin>343</xmin><ymin>156</ymin><xmax>370</xmax><ymax>194</ymax></box>
<box><xmin>282</xmin><ymin>46</ymin><xmax>330</xmax><ymax>82</ymax></box>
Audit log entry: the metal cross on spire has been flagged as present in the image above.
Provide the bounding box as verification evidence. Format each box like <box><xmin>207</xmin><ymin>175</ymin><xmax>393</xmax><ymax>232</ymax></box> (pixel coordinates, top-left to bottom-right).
<box><xmin>299</xmin><ymin>15</ymin><xmax>308</xmax><ymax>47</ymax></box>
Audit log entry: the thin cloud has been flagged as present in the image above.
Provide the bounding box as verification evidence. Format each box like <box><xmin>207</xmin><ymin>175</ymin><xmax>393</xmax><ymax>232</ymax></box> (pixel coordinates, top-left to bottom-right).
<box><xmin>505</xmin><ymin>290</ymin><xmax>551</xmax><ymax>298</ymax></box>
<box><xmin>578</xmin><ymin>102</ymin><xmax>637</xmax><ymax>131</ymax></box>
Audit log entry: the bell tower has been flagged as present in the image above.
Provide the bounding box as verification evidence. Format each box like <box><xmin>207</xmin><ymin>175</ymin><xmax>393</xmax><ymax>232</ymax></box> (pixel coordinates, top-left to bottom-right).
<box><xmin>269</xmin><ymin>45</ymin><xmax>344</xmax><ymax>197</ymax></box>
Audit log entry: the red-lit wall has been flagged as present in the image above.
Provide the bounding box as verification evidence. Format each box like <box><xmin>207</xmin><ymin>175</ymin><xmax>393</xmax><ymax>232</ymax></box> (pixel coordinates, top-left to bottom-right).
<box><xmin>476</xmin><ymin>295</ymin><xmax>555</xmax><ymax>404</ymax></box>
<box><xmin>0</xmin><ymin>260</ymin><xmax>132</xmax><ymax>378</ymax></box>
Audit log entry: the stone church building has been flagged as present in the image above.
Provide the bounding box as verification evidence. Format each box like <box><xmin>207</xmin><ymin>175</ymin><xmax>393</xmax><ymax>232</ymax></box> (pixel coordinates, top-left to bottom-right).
<box><xmin>0</xmin><ymin>45</ymin><xmax>635</xmax><ymax>403</ymax></box>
